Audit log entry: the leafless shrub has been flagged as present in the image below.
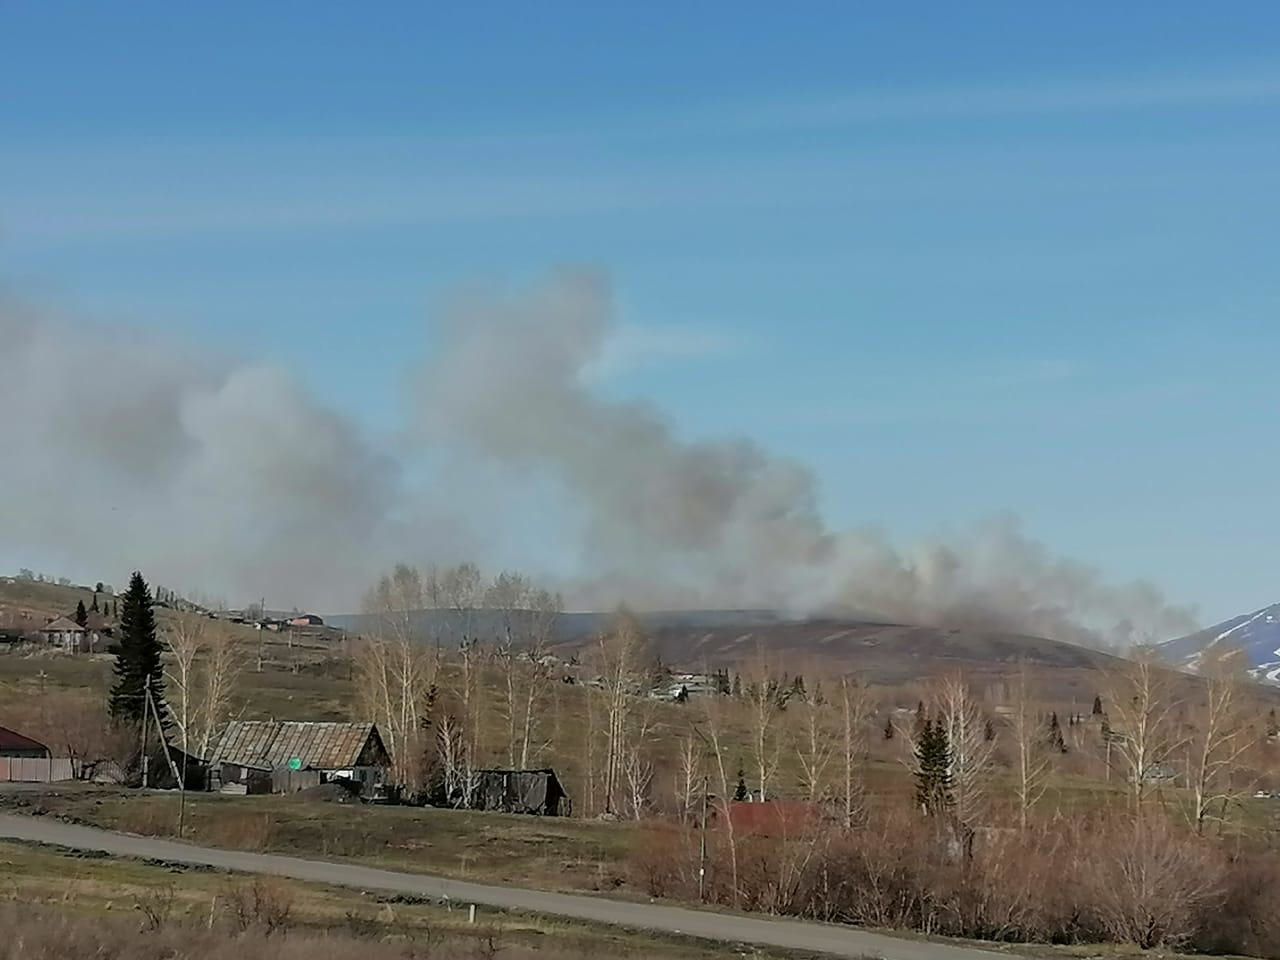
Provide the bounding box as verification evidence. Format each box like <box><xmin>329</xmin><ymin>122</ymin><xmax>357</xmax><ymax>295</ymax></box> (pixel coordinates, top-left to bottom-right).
<box><xmin>223</xmin><ymin>877</ymin><xmax>294</xmax><ymax>934</ymax></box>
<box><xmin>133</xmin><ymin>884</ymin><xmax>175</xmax><ymax>931</ymax></box>
<box><xmin>629</xmin><ymin>822</ymin><xmax>695</xmax><ymax>898</ymax></box>
<box><xmin>472</xmin><ymin>923</ymin><xmax>507</xmax><ymax>960</ymax></box>
<box><xmin>1080</xmin><ymin>816</ymin><xmax>1225</xmax><ymax>949</ymax></box>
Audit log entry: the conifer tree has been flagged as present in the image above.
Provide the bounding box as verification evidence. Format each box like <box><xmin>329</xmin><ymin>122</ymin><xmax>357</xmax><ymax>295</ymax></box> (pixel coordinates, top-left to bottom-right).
<box><xmin>734</xmin><ymin>767</ymin><xmax>749</xmax><ymax>801</ymax></box>
<box><xmin>74</xmin><ymin>600</ymin><xmax>88</xmax><ymax>627</ymax></box>
<box><xmin>1092</xmin><ymin>694</ymin><xmax>1104</xmax><ymax>716</ymax></box>
<box><xmin>914</xmin><ymin>718</ymin><xmax>953</xmax><ymax>816</ymax></box>
<box><xmin>1048</xmin><ymin>711</ymin><xmax>1067</xmax><ymax>753</ymax></box>
<box><xmin>108</xmin><ymin>571</ymin><xmax>165</xmax><ymax>727</ymax></box>
<box><xmin>91</xmin><ymin>593</ymin><xmax>99</xmax><ymax>613</ymax></box>
<box><xmin>883</xmin><ymin>714</ymin><xmax>895</xmax><ymax>740</ymax></box>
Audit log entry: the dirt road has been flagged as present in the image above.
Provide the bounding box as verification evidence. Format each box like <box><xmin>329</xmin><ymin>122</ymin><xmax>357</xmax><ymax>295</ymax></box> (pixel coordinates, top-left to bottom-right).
<box><xmin>0</xmin><ymin>812</ymin><xmax>1013</xmax><ymax>960</ymax></box>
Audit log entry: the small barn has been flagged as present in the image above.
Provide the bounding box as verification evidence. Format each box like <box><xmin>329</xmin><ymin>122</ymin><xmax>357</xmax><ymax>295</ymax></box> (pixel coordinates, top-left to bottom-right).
<box><xmin>208</xmin><ymin>721</ymin><xmax>391</xmax><ymax>795</ymax></box>
<box><xmin>470</xmin><ymin>769</ymin><xmax>569</xmax><ymax>816</ymax></box>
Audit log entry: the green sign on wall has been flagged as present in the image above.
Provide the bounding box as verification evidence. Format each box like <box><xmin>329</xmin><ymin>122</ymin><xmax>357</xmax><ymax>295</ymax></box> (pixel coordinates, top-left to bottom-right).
<box><xmin>288</xmin><ymin>757</ymin><xmax>302</xmax><ymax>771</ymax></box>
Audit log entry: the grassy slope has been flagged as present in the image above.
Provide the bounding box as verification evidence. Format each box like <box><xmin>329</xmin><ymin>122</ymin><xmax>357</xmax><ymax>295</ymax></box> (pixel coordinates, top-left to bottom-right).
<box><xmin>0</xmin><ymin>838</ymin><xmax>778</xmax><ymax>960</ymax></box>
<box><xmin>0</xmin><ymin>785</ymin><xmax>638</xmax><ymax>894</ymax></box>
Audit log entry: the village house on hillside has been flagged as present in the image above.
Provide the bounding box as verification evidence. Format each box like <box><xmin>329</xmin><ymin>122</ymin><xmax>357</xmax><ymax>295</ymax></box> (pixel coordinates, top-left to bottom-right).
<box><xmin>208</xmin><ymin>720</ymin><xmax>390</xmax><ymax>795</ymax></box>
<box><xmin>37</xmin><ymin>615</ymin><xmax>108</xmax><ymax>654</ymax></box>
<box><xmin>288</xmin><ymin>613</ymin><xmax>324</xmax><ymax>627</ymax></box>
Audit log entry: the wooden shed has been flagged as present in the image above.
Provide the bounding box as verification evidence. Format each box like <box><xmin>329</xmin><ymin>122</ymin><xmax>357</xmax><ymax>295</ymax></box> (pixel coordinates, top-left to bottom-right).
<box><xmin>470</xmin><ymin>769</ymin><xmax>569</xmax><ymax>816</ymax></box>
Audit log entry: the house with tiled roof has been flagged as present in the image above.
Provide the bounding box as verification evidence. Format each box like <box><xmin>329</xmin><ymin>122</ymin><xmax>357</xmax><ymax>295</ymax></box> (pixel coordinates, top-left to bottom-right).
<box><xmin>208</xmin><ymin>720</ymin><xmax>391</xmax><ymax>795</ymax></box>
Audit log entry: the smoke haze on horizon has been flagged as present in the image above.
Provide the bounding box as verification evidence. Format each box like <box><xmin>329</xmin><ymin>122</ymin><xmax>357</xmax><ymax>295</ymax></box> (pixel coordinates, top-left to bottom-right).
<box><xmin>0</xmin><ymin>272</ymin><xmax>1198</xmax><ymax>648</ymax></box>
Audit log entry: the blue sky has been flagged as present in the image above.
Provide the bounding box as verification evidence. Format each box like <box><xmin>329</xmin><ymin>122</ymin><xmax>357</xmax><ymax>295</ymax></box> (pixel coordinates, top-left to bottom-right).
<box><xmin>4</xmin><ymin>3</ymin><xmax>1280</xmax><ymax>622</ymax></box>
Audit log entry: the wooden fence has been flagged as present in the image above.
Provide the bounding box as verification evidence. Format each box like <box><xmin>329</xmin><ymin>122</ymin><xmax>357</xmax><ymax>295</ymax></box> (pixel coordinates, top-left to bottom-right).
<box><xmin>0</xmin><ymin>757</ymin><xmax>74</xmax><ymax>783</ymax></box>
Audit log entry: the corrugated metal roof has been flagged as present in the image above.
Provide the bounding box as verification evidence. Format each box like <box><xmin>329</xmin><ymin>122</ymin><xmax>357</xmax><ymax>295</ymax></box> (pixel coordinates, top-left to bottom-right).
<box><xmin>211</xmin><ymin>721</ymin><xmax>378</xmax><ymax>770</ymax></box>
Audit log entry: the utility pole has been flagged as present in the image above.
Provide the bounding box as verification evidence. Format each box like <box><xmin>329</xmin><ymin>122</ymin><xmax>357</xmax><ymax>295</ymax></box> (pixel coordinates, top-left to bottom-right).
<box><xmin>698</xmin><ymin>775</ymin><xmax>709</xmax><ymax>902</ymax></box>
<box><xmin>256</xmin><ymin>596</ymin><xmax>266</xmax><ymax>673</ymax></box>
<box><xmin>140</xmin><ymin>687</ymin><xmax>149</xmax><ymax>789</ymax></box>
<box><xmin>147</xmin><ymin>684</ymin><xmax>185</xmax><ymax>838</ymax></box>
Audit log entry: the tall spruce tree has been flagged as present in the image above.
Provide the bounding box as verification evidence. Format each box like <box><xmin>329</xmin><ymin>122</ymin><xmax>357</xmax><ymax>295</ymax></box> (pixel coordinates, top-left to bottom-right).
<box><xmin>914</xmin><ymin>717</ymin><xmax>953</xmax><ymax>816</ymax></box>
<box><xmin>73</xmin><ymin>600</ymin><xmax>88</xmax><ymax>627</ymax></box>
<box><xmin>1092</xmin><ymin>695</ymin><xmax>1104</xmax><ymax>716</ymax></box>
<box><xmin>1048</xmin><ymin>711</ymin><xmax>1067</xmax><ymax>753</ymax></box>
<box><xmin>109</xmin><ymin>571</ymin><xmax>165</xmax><ymax>726</ymax></box>
<box><xmin>91</xmin><ymin>593</ymin><xmax>100</xmax><ymax>613</ymax></box>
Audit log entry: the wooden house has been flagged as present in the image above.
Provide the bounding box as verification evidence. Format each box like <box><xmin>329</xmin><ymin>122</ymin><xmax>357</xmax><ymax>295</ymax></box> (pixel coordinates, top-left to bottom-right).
<box><xmin>208</xmin><ymin>721</ymin><xmax>391</xmax><ymax>795</ymax></box>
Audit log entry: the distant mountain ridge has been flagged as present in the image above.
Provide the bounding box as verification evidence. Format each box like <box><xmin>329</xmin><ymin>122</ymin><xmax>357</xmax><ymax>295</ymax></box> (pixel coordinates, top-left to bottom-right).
<box><xmin>1158</xmin><ymin>602</ymin><xmax>1280</xmax><ymax>683</ymax></box>
<box><xmin>328</xmin><ymin>606</ymin><xmax>1130</xmax><ymax>697</ymax></box>
<box><xmin>325</xmin><ymin>608</ymin><xmax>790</xmax><ymax>643</ymax></box>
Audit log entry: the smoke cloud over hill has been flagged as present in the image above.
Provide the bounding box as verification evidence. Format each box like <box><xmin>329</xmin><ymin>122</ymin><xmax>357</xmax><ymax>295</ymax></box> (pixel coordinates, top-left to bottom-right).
<box><xmin>0</xmin><ymin>273</ymin><xmax>1197</xmax><ymax>647</ymax></box>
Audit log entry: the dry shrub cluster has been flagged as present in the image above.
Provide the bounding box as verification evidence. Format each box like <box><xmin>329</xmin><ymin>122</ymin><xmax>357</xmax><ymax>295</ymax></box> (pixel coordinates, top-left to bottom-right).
<box><xmin>223</xmin><ymin>878</ymin><xmax>295</xmax><ymax>934</ymax></box>
<box><xmin>631</xmin><ymin>809</ymin><xmax>1280</xmax><ymax>956</ymax></box>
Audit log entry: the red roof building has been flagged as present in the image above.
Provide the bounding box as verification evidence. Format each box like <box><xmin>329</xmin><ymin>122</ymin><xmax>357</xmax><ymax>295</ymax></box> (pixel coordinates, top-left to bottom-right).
<box><xmin>0</xmin><ymin>726</ymin><xmax>51</xmax><ymax>759</ymax></box>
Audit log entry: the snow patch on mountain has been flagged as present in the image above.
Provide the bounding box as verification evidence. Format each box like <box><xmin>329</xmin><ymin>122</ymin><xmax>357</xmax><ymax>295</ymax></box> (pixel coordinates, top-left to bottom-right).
<box><xmin>1159</xmin><ymin>602</ymin><xmax>1280</xmax><ymax>683</ymax></box>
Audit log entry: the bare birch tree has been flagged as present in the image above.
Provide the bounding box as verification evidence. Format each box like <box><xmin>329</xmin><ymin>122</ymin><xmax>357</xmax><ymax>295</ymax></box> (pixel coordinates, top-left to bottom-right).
<box><xmin>742</xmin><ymin>645</ymin><xmax>783</xmax><ymax>802</ymax></box>
<box><xmin>489</xmin><ymin>572</ymin><xmax>563</xmax><ymax>769</ymax></box>
<box><xmin>594</xmin><ymin>608</ymin><xmax>647</xmax><ymax>816</ymax></box>
<box><xmin>435</xmin><ymin>708</ymin><xmax>466</xmax><ymax>804</ymax></box>
<box><xmin>934</xmin><ymin>672</ymin><xmax>996</xmax><ymax>829</ymax></box>
<box><xmin>164</xmin><ymin>612</ymin><xmax>206</xmax><ymax>761</ymax></box>
<box><xmin>1009</xmin><ymin>663</ymin><xmax>1051</xmax><ymax>830</ymax></box>
<box><xmin>699</xmin><ymin>694</ymin><xmax>739</xmax><ymax>906</ymax></box>
<box><xmin>584</xmin><ymin>678</ymin><xmax>598</xmax><ymax>816</ymax></box>
<box><xmin>356</xmin><ymin>565</ymin><xmax>439</xmax><ymax>792</ymax></box>
<box><xmin>675</xmin><ymin>730</ymin><xmax>703</xmax><ymax>822</ymax></box>
<box><xmin>1103</xmin><ymin>651</ymin><xmax>1184</xmax><ymax>814</ymax></box>
<box><xmin>489</xmin><ymin>570</ymin><xmax>532</xmax><ymax>769</ymax></box>
<box><xmin>838</xmin><ymin>674</ymin><xmax>872</xmax><ymax>828</ymax></box>
<box><xmin>164</xmin><ymin>614</ymin><xmax>243</xmax><ymax>764</ymax></box>
<box><xmin>442</xmin><ymin>562</ymin><xmax>484</xmax><ymax>801</ymax></box>
<box><xmin>1189</xmin><ymin>645</ymin><xmax>1253</xmax><ymax>834</ymax></box>
<box><xmin>794</xmin><ymin>675</ymin><xmax>836</xmax><ymax>805</ymax></box>
<box><xmin>622</xmin><ymin>702</ymin><xmax>655</xmax><ymax>820</ymax></box>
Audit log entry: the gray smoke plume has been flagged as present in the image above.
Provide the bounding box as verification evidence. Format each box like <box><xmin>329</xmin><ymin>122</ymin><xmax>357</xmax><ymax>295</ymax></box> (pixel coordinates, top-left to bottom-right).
<box><xmin>0</xmin><ymin>305</ymin><xmax>444</xmax><ymax>610</ymax></box>
<box><xmin>0</xmin><ymin>275</ymin><xmax>1198</xmax><ymax>646</ymax></box>
<box><xmin>415</xmin><ymin>270</ymin><xmax>1197</xmax><ymax>648</ymax></box>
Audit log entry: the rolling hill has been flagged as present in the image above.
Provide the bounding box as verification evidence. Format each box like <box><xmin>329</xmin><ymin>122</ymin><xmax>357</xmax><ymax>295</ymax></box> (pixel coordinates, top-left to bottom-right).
<box><xmin>330</xmin><ymin>607</ymin><xmax>1129</xmax><ymax>699</ymax></box>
